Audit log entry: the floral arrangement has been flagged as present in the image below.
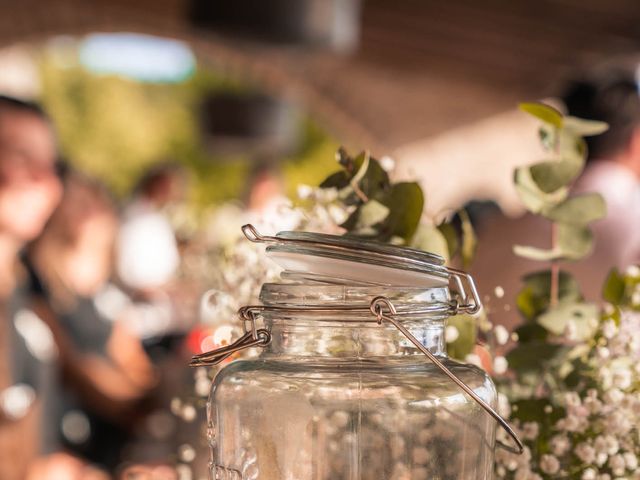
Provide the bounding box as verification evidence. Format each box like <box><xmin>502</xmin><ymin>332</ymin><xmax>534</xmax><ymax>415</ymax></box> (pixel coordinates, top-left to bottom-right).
<box><xmin>491</xmin><ymin>104</ymin><xmax>640</xmax><ymax>480</ymax></box>
<box><xmin>186</xmin><ymin>104</ymin><xmax>639</xmax><ymax>479</ymax></box>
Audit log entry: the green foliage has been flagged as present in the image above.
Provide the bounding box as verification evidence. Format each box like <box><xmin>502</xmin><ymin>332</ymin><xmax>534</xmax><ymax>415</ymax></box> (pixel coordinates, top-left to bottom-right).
<box><xmin>601</xmin><ymin>267</ymin><xmax>640</xmax><ymax>309</ymax></box>
<box><xmin>317</xmin><ymin>148</ymin><xmax>480</xmax><ymax>361</ymax></box>
<box><xmin>446</xmin><ymin>314</ymin><xmax>477</xmax><ymax>359</ymax></box>
<box><xmin>537</xmin><ymin>302</ymin><xmax>598</xmax><ymax>339</ymax></box>
<box><xmin>515</xmin><ymin>270</ymin><xmax>582</xmax><ymax>321</ymax></box>
<box><xmin>545</xmin><ymin>193</ymin><xmax>606</xmax><ymax>225</ymax></box>
<box><xmin>410</xmin><ymin>224</ymin><xmax>449</xmax><ymax>259</ymax></box>
<box><xmin>529</xmin><ymin>160</ymin><xmax>581</xmax><ymax>193</ymax></box>
<box><xmin>513</xmin><ymin>166</ymin><xmax>568</xmax><ymax>214</ymax></box>
<box><xmin>505</xmin><ymin>341</ymin><xmax>567</xmax><ymax>373</ymax></box>
<box><xmin>513</xmin><ymin>102</ymin><xmax>608</xmax><ymax>263</ymax></box>
<box><xmin>319</xmin><ymin>148</ymin><xmax>476</xmax><ymax>260</ymax></box>
<box><xmin>505</xmin><ymin>105</ymin><xmax>609</xmax><ymax>391</ymax></box>
<box><xmin>602</xmin><ymin>268</ymin><xmax>626</xmax><ymax>304</ymax></box>
<box><xmin>519</xmin><ymin>102</ymin><xmax>563</xmax><ymax>129</ymax></box>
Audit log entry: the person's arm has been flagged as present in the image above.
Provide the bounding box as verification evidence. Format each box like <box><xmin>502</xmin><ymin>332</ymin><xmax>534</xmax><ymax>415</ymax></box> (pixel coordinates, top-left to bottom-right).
<box><xmin>30</xmin><ymin>298</ymin><xmax>157</xmax><ymax>419</ymax></box>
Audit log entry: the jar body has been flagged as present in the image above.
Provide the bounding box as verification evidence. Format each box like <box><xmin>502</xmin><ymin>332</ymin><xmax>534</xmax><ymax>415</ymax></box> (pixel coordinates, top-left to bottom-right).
<box><xmin>207</xmin><ymin>320</ymin><xmax>497</xmax><ymax>480</ymax></box>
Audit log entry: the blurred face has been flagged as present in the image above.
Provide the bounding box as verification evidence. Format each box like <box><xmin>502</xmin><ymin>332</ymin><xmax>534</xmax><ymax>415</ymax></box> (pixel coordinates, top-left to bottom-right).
<box><xmin>55</xmin><ymin>180</ymin><xmax>117</xmax><ymax>294</ymax></box>
<box><xmin>0</xmin><ymin>109</ymin><xmax>61</xmax><ymax>242</ymax></box>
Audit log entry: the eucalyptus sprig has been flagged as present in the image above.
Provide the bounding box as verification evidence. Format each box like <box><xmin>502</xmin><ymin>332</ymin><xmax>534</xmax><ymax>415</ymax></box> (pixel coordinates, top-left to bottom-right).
<box><xmin>317</xmin><ymin>147</ymin><xmax>480</xmax><ymax>359</ymax></box>
<box><xmin>318</xmin><ymin>147</ymin><xmax>477</xmax><ymax>266</ymax></box>
<box><xmin>505</xmin><ymin>103</ymin><xmax>609</xmax><ymax>394</ymax></box>
<box><xmin>513</xmin><ymin>103</ymin><xmax>608</xmax><ymax>307</ymax></box>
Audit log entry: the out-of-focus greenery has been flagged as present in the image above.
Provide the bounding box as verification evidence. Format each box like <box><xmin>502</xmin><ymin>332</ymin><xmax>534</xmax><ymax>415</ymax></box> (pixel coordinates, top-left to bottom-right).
<box><xmin>38</xmin><ymin>47</ymin><xmax>339</xmax><ymax>212</ymax></box>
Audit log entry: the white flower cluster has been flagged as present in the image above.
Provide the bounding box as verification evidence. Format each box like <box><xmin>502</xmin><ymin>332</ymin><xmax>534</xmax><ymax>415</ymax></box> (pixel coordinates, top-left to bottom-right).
<box><xmin>496</xmin><ymin>276</ymin><xmax>640</xmax><ymax>479</ymax></box>
<box><xmin>196</xmin><ymin>186</ymin><xmax>349</xmax><ymax>368</ymax></box>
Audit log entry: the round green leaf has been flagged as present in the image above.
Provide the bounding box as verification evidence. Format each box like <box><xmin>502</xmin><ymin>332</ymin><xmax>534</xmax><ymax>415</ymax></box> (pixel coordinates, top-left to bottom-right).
<box><xmin>446</xmin><ymin>314</ymin><xmax>477</xmax><ymax>360</ymax></box>
<box><xmin>537</xmin><ymin>301</ymin><xmax>598</xmax><ymax>340</ymax></box>
<box><xmin>410</xmin><ymin>224</ymin><xmax>449</xmax><ymax>259</ymax></box>
<box><xmin>602</xmin><ymin>268</ymin><xmax>625</xmax><ymax>304</ymax></box>
<box><xmin>514</xmin><ymin>166</ymin><xmax>569</xmax><ymax>214</ymax></box>
<box><xmin>544</xmin><ymin>193</ymin><xmax>606</xmax><ymax>225</ymax></box>
<box><xmin>380</xmin><ymin>182</ymin><xmax>424</xmax><ymax>242</ymax></box>
<box><xmin>353</xmin><ymin>200</ymin><xmax>390</xmax><ymax>231</ymax></box>
<box><xmin>519</xmin><ymin>102</ymin><xmax>563</xmax><ymax>128</ymax></box>
<box><xmin>516</xmin><ymin>269</ymin><xmax>582</xmax><ymax>320</ymax></box>
<box><xmin>459</xmin><ymin>209</ymin><xmax>477</xmax><ymax>268</ymax></box>
<box><xmin>564</xmin><ymin>116</ymin><xmax>609</xmax><ymax>137</ymax></box>
<box><xmin>530</xmin><ymin>160</ymin><xmax>582</xmax><ymax>193</ymax></box>
<box><xmin>513</xmin><ymin>244</ymin><xmax>559</xmax><ymax>261</ymax></box>
<box><xmin>557</xmin><ymin>223</ymin><xmax>594</xmax><ymax>260</ymax></box>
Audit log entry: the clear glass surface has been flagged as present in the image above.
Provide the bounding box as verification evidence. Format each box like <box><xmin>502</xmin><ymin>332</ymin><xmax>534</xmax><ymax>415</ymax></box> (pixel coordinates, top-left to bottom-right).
<box><xmin>207</xmin><ymin>284</ymin><xmax>497</xmax><ymax>480</ymax></box>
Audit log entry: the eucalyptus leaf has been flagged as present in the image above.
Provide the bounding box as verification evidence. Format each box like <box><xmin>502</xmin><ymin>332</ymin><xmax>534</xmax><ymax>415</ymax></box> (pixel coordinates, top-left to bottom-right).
<box><xmin>459</xmin><ymin>209</ymin><xmax>477</xmax><ymax>268</ymax></box>
<box><xmin>513</xmin><ymin>323</ymin><xmax>549</xmax><ymax>342</ymax></box>
<box><xmin>557</xmin><ymin>223</ymin><xmax>594</xmax><ymax>260</ymax></box>
<box><xmin>446</xmin><ymin>314</ymin><xmax>476</xmax><ymax>360</ymax></box>
<box><xmin>564</xmin><ymin>116</ymin><xmax>609</xmax><ymax>136</ymax></box>
<box><xmin>530</xmin><ymin>160</ymin><xmax>582</xmax><ymax>193</ymax></box>
<box><xmin>538</xmin><ymin>125</ymin><xmax>557</xmax><ymax>151</ymax></box>
<box><xmin>519</xmin><ymin>102</ymin><xmax>563</xmax><ymax>128</ymax></box>
<box><xmin>537</xmin><ymin>301</ymin><xmax>598</xmax><ymax>339</ymax></box>
<box><xmin>380</xmin><ymin>182</ymin><xmax>424</xmax><ymax>242</ymax></box>
<box><xmin>510</xmin><ymin>398</ymin><xmax>564</xmax><ymax>423</ymax></box>
<box><xmin>353</xmin><ymin>200</ymin><xmax>390</xmax><ymax>231</ymax></box>
<box><xmin>558</xmin><ymin>129</ymin><xmax>587</xmax><ymax>164</ymax></box>
<box><xmin>351</xmin><ymin>153</ymin><xmax>390</xmax><ymax>201</ymax></box>
<box><xmin>319</xmin><ymin>170</ymin><xmax>350</xmax><ymax>189</ymax></box>
<box><xmin>544</xmin><ymin>193</ymin><xmax>606</xmax><ymax>225</ymax></box>
<box><xmin>506</xmin><ymin>342</ymin><xmax>567</xmax><ymax>373</ymax></box>
<box><xmin>410</xmin><ymin>224</ymin><xmax>449</xmax><ymax>260</ymax></box>
<box><xmin>516</xmin><ymin>270</ymin><xmax>581</xmax><ymax>321</ymax></box>
<box><xmin>602</xmin><ymin>268</ymin><xmax>625</xmax><ymax>304</ymax></box>
<box><xmin>437</xmin><ymin>222</ymin><xmax>459</xmax><ymax>259</ymax></box>
<box><xmin>514</xmin><ymin>166</ymin><xmax>568</xmax><ymax>214</ymax></box>
<box><xmin>513</xmin><ymin>245</ymin><xmax>560</xmax><ymax>261</ymax></box>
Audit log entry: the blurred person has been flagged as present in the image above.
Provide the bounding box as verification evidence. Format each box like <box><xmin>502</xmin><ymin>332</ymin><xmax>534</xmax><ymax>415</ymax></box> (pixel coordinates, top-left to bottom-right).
<box><xmin>472</xmin><ymin>64</ymin><xmax>640</xmax><ymax>319</ymax></box>
<box><xmin>245</xmin><ymin>159</ymin><xmax>284</xmax><ymax>213</ymax></box>
<box><xmin>117</xmin><ymin>163</ymin><xmax>184</xmax><ymax>294</ymax></box>
<box><xmin>116</xmin><ymin>163</ymin><xmax>185</xmax><ymax>341</ymax></box>
<box><xmin>564</xmin><ymin>68</ymin><xmax>640</xmax><ymax>273</ymax></box>
<box><xmin>0</xmin><ymin>94</ymin><xmax>62</xmax><ymax>479</ymax></box>
<box><xmin>27</xmin><ymin>170</ymin><xmax>157</xmax><ymax>472</ymax></box>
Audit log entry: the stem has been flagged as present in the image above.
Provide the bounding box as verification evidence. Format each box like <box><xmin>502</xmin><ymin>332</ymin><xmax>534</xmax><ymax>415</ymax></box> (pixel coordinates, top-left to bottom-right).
<box><xmin>550</xmin><ymin>222</ymin><xmax>559</xmax><ymax>308</ymax></box>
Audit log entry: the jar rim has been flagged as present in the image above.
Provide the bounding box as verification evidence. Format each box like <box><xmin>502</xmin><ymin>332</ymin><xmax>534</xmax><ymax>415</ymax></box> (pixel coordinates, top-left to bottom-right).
<box><xmin>259</xmin><ymin>282</ymin><xmax>452</xmax><ymax>317</ymax></box>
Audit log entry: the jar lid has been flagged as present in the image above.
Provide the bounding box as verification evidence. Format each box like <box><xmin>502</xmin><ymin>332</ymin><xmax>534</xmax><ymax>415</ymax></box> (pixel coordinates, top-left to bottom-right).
<box><xmin>243</xmin><ymin>225</ymin><xmax>450</xmax><ymax>288</ymax></box>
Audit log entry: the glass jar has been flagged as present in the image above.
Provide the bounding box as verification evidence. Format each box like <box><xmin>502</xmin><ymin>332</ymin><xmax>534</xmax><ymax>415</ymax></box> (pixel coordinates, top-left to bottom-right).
<box><xmin>194</xmin><ymin>225</ymin><xmax>521</xmax><ymax>480</ymax></box>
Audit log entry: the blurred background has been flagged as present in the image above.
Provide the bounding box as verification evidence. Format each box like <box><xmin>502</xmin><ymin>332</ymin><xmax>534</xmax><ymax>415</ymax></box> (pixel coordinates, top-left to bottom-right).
<box><xmin>1</xmin><ymin>0</ymin><xmax>640</xmax><ymax>479</ymax></box>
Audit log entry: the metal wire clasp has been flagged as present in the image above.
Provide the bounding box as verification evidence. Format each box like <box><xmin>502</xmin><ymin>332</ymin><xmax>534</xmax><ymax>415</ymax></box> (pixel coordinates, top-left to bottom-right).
<box><xmin>370</xmin><ymin>296</ymin><xmax>524</xmax><ymax>455</ymax></box>
<box><xmin>189</xmin><ymin>308</ymin><xmax>271</xmax><ymax>367</ymax></box>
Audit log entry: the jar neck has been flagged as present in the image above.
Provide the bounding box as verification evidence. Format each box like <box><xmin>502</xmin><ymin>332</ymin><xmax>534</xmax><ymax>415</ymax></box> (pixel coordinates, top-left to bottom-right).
<box><xmin>261</xmin><ymin>316</ymin><xmax>447</xmax><ymax>359</ymax></box>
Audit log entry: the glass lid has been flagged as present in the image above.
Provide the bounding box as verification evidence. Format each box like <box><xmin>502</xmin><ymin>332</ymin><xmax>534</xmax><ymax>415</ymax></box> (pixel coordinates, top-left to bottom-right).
<box><xmin>242</xmin><ymin>224</ymin><xmax>450</xmax><ymax>288</ymax></box>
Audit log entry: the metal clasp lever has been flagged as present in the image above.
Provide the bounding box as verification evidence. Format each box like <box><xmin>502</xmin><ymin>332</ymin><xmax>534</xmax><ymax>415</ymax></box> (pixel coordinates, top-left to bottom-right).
<box><xmin>370</xmin><ymin>296</ymin><xmax>524</xmax><ymax>455</ymax></box>
<box><xmin>447</xmin><ymin>267</ymin><xmax>482</xmax><ymax>315</ymax></box>
<box><xmin>190</xmin><ymin>309</ymin><xmax>271</xmax><ymax>367</ymax></box>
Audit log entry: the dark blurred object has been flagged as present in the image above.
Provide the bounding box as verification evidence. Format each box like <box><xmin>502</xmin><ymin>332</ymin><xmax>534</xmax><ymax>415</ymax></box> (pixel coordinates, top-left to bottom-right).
<box><xmin>189</xmin><ymin>0</ymin><xmax>361</xmax><ymax>52</ymax></box>
<box><xmin>200</xmin><ymin>92</ymin><xmax>300</xmax><ymax>157</ymax></box>
<box><xmin>563</xmin><ymin>66</ymin><xmax>640</xmax><ymax>161</ymax></box>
